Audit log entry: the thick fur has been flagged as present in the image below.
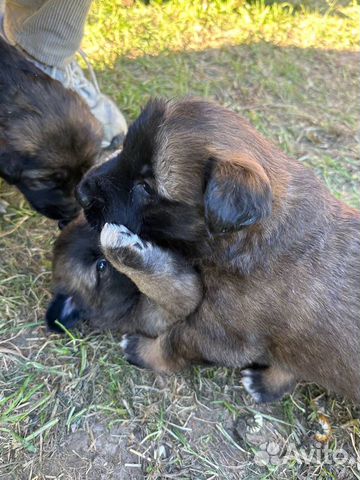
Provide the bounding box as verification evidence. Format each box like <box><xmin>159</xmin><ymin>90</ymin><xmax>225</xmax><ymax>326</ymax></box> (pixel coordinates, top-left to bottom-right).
<box><xmin>47</xmin><ymin>214</ymin><xmax>202</xmax><ymax>338</ymax></box>
<box><xmin>78</xmin><ymin>98</ymin><xmax>360</xmax><ymax>403</ymax></box>
<box><xmin>0</xmin><ymin>37</ymin><xmax>102</xmax><ymax>221</ymax></box>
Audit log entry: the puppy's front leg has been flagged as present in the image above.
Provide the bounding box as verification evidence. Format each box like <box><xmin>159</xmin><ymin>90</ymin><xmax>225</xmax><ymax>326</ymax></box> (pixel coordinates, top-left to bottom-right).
<box><xmin>100</xmin><ymin>223</ymin><xmax>202</xmax><ymax>319</ymax></box>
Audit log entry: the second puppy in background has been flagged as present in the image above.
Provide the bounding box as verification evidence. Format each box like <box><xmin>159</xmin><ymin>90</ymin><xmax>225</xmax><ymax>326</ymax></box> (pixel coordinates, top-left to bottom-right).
<box><xmin>46</xmin><ymin>214</ymin><xmax>202</xmax><ymax>341</ymax></box>
<box><xmin>0</xmin><ymin>37</ymin><xmax>102</xmax><ymax>223</ymax></box>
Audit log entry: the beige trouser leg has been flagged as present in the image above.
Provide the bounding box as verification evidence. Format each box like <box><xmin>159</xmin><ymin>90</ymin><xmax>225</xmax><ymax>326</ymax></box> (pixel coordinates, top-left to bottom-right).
<box><xmin>1</xmin><ymin>0</ymin><xmax>92</xmax><ymax>68</ymax></box>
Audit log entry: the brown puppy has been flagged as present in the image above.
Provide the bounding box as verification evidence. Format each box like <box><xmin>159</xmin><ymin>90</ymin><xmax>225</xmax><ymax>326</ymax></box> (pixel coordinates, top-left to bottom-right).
<box><xmin>78</xmin><ymin>98</ymin><xmax>360</xmax><ymax>403</ymax></box>
<box><xmin>46</xmin><ymin>214</ymin><xmax>202</xmax><ymax>338</ymax></box>
<box><xmin>0</xmin><ymin>37</ymin><xmax>102</xmax><ymax>222</ymax></box>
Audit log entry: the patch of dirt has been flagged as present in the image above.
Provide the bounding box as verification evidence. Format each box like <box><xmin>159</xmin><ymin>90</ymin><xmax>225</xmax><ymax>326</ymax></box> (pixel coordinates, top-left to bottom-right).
<box><xmin>2</xmin><ymin>408</ymin><xmax>246</xmax><ymax>479</ymax></box>
<box><xmin>39</xmin><ymin>422</ymin><xmax>143</xmax><ymax>480</ymax></box>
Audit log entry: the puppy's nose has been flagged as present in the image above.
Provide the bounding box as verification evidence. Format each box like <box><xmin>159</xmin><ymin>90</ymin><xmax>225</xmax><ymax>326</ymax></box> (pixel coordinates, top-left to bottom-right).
<box><xmin>76</xmin><ymin>177</ymin><xmax>96</xmax><ymax>208</ymax></box>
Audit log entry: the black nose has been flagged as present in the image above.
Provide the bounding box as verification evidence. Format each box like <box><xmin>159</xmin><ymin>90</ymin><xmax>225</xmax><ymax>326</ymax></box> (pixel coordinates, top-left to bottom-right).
<box><xmin>76</xmin><ymin>177</ymin><xmax>96</xmax><ymax>208</ymax></box>
<box><xmin>46</xmin><ymin>293</ymin><xmax>83</xmax><ymax>333</ymax></box>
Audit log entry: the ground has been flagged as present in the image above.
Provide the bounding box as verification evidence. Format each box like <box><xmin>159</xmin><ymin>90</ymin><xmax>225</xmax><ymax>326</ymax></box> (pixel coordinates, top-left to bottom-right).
<box><xmin>0</xmin><ymin>1</ymin><xmax>359</xmax><ymax>479</ymax></box>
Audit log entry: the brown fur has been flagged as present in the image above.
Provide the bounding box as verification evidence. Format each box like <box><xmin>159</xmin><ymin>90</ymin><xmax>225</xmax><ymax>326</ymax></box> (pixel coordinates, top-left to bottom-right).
<box><xmin>78</xmin><ymin>98</ymin><xmax>360</xmax><ymax>403</ymax></box>
<box><xmin>0</xmin><ymin>37</ymin><xmax>103</xmax><ymax>221</ymax></box>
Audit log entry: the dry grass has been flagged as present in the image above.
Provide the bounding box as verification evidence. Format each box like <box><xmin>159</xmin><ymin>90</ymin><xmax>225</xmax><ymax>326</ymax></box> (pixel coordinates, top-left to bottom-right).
<box><xmin>1</xmin><ymin>1</ymin><xmax>359</xmax><ymax>479</ymax></box>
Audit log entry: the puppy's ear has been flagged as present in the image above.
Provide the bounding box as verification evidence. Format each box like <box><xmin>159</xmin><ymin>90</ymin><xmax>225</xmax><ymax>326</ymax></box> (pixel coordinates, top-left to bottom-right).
<box><xmin>204</xmin><ymin>149</ymin><xmax>272</xmax><ymax>234</ymax></box>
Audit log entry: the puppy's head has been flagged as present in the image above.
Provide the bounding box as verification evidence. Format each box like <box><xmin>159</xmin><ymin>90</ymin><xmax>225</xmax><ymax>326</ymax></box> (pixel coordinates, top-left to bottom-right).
<box><xmin>0</xmin><ymin>41</ymin><xmax>103</xmax><ymax>221</ymax></box>
<box><xmin>46</xmin><ymin>214</ymin><xmax>139</xmax><ymax>333</ymax></box>
<box><xmin>78</xmin><ymin>98</ymin><xmax>274</xmax><ymax>253</ymax></box>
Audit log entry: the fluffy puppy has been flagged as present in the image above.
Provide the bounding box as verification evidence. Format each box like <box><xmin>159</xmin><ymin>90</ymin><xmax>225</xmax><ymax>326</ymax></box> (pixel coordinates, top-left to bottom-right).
<box><xmin>77</xmin><ymin>98</ymin><xmax>360</xmax><ymax>403</ymax></box>
<box><xmin>0</xmin><ymin>37</ymin><xmax>102</xmax><ymax>222</ymax></box>
<box><xmin>46</xmin><ymin>214</ymin><xmax>202</xmax><ymax>337</ymax></box>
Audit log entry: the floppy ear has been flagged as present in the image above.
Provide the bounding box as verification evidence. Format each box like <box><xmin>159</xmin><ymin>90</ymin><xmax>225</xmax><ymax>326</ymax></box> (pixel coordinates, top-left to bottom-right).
<box><xmin>204</xmin><ymin>149</ymin><xmax>272</xmax><ymax>234</ymax></box>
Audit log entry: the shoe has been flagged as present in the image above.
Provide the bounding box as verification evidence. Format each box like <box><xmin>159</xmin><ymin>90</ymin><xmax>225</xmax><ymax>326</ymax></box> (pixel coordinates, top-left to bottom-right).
<box><xmin>0</xmin><ymin>16</ymin><xmax>127</xmax><ymax>148</ymax></box>
<box><xmin>61</xmin><ymin>52</ymin><xmax>128</xmax><ymax>149</ymax></box>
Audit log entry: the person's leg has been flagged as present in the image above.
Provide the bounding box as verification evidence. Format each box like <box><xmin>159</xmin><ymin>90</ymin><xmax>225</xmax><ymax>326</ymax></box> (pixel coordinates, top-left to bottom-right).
<box><xmin>0</xmin><ymin>0</ymin><xmax>127</xmax><ymax>147</ymax></box>
<box><xmin>3</xmin><ymin>0</ymin><xmax>91</xmax><ymax>67</ymax></box>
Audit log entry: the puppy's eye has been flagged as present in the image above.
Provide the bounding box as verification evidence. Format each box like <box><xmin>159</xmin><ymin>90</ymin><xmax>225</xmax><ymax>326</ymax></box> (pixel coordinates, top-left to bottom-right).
<box><xmin>96</xmin><ymin>259</ymin><xmax>107</xmax><ymax>273</ymax></box>
<box><xmin>24</xmin><ymin>177</ymin><xmax>56</xmax><ymax>190</ymax></box>
<box><xmin>137</xmin><ymin>180</ymin><xmax>154</xmax><ymax>196</ymax></box>
<box><xmin>58</xmin><ymin>219</ymin><xmax>70</xmax><ymax>230</ymax></box>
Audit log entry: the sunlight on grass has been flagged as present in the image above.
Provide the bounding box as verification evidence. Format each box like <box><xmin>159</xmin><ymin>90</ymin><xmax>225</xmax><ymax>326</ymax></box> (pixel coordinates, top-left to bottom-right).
<box><xmin>84</xmin><ymin>0</ymin><xmax>360</xmax><ymax>68</ymax></box>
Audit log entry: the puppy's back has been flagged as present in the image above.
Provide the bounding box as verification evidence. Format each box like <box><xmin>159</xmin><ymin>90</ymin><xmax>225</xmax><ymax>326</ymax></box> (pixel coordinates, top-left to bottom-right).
<box><xmin>0</xmin><ymin>36</ymin><xmax>95</xmax><ymax>126</ymax></box>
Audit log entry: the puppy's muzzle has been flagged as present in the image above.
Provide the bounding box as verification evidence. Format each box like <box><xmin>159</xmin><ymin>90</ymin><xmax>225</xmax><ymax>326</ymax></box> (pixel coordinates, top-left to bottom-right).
<box><xmin>76</xmin><ymin>178</ymin><xmax>94</xmax><ymax>209</ymax></box>
<box><xmin>76</xmin><ymin>175</ymin><xmax>111</xmax><ymax>231</ymax></box>
<box><xmin>46</xmin><ymin>293</ymin><xmax>86</xmax><ymax>332</ymax></box>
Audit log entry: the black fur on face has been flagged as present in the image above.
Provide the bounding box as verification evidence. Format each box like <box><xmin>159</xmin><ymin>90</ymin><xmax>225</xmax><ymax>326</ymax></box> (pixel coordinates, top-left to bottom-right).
<box><xmin>0</xmin><ymin>37</ymin><xmax>102</xmax><ymax>221</ymax></box>
<box><xmin>78</xmin><ymin>99</ymin><xmax>207</xmax><ymax>254</ymax></box>
<box><xmin>46</xmin><ymin>216</ymin><xmax>139</xmax><ymax>332</ymax></box>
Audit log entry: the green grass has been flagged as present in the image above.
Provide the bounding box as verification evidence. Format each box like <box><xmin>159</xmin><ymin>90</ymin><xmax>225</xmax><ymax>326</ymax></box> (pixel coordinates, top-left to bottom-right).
<box><xmin>1</xmin><ymin>1</ymin><xmax>359</xmax><ymax>478</ymax></box>
<box><xmin>85</xmin><ymin>0</ymin><xmax>359</xmax><ymax>66</ymax></box>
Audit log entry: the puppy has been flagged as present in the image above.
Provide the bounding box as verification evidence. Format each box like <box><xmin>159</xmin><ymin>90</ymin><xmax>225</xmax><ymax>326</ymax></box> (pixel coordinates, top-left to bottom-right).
<box><xmin>77</xmin><ymin>98</ymin><xmax>360</xmax><ymax>403</ymax></box>
<box><xmin>46</xmin><ymin>214</ymin><xmax>202</xmax><ymax>338</ymax></box>
<box><xmin>0</xmin><ymin>37</ymin><xmax>102</xmax><ymax>222</ymax></box>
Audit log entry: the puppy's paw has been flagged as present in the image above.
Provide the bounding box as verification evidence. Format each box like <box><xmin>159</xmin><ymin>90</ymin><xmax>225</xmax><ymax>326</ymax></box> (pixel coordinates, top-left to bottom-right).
<box><xmin>100</xmin><ymin>223</ymin><xmax>146</xmax><ymax>250</ymax></box>
<box><xmin>100</xmin><ymin>223</ymin><xmax>150</xmax><ymax>270</ymax></box>
<box><xmin>241</xmin><ymin>369</ymin><xmax>286</xmax><ymax>403</ymax></box>
<box><xmin>120</xmin><ymin>334</ymin><xmax>174</xmax><ymax>374</ymax></box>
<box><xmin>120</xmin><ymin>334</ymin><xmax>147</xmax><ymax>369</ymax></box>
